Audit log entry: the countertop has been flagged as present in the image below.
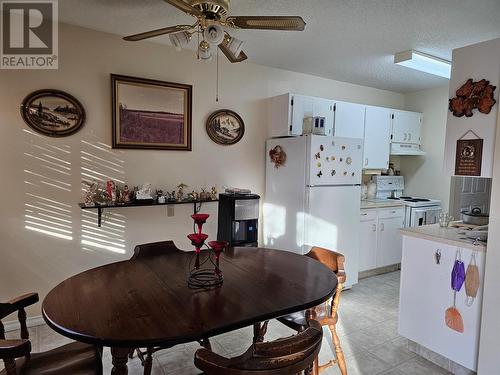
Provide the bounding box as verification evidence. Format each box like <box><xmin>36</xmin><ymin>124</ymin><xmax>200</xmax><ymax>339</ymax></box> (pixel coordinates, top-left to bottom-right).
<box><xmin>400</xmin><ymin>224</ymin><xmax>487</xmax><ymax>252</ymax></box>
<box><xmin>361</xmin><ymin>199</ymin><xmax>404</xmax><ymax>209</ymax></box>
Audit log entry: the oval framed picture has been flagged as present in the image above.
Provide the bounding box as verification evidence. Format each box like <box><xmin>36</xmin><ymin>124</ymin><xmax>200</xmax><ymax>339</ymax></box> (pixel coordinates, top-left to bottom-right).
<box><xmin>20</xmin><ymin>89</ymin><xmax>86</xmax><ymax>137</ymax></box>
<box><xmin>206</xmin><ymin>109</ymin><xmax>245</xmax><ymax>145</ymax></box>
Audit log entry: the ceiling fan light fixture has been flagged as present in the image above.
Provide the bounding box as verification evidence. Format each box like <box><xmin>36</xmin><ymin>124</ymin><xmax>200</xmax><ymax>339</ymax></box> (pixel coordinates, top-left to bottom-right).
<box><xmin>169</xmin><ymin>31</ymin><xmax>192</xmax><ymax>51</ymax></box>
<box><xmin>198</xmin><ymin>40</ymin><xmax>212</xmax><ymax>61</ymax></box>
<box><xmin>394</xmin><ymin>50</ymin><xmax>451</xmax><ymax>79</ymax></box>
<box><xmin>204</xmin><ymin>24</ymin><xmax>225</xmax><ymax>45</ymax></box>
<box><xmin>224</xmin><ymin>34</ymin><xmax>244</xmax><ymax>58</ymax></box>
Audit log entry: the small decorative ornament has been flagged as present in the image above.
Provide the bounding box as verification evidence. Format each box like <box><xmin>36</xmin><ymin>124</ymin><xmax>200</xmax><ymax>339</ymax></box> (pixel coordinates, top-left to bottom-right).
<box><xmin>449</xmin><ymin>78</ymin><xmax>497</xmax><ymax>117</ymax></box>
<box><xmin>176</xmin><ymin>183</ymin><xmax>189</xmax><ymax>201</ymax></box>
<box><xmin>20</xmin><ymin>89</ymin><xmax>86</xmax><ymax>137</ymax></box>
<box><xmin>210</xmin><ymin>186</ymin><xmax>218</xmax><ymax>200</ymax></box>
<box><xmin>269</xmin><ymin>145</ymin><xmax>287</xmax><ymax>168</ymax></box>
<box><xmin>206</xmin><ymin>109</ymin><xmax>245</xmax><ymax>145</ymax></box>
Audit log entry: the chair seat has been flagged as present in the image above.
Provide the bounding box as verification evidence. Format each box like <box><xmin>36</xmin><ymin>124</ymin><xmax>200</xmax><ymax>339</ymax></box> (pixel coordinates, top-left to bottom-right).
<box><xmin>0</xmin><ymin>342</ymin><xmax>102</xmax><ymax>375</ymax></box>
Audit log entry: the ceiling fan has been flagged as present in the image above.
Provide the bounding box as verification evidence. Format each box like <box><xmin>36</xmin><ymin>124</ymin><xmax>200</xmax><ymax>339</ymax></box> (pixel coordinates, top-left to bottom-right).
<box><xmin>123</xmin><ymin>0</ymin><xmax>306</xmax><ymax>63</ymax></box>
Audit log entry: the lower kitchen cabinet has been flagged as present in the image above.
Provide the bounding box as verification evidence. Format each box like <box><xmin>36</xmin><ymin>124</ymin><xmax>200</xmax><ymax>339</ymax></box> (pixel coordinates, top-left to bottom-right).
<box><xmin>359</xmin><ymin>207</ymin><xmax>404</xmax><ymax>272</ymax></box>
<box><xmin>399</xmin><ymin>235</ymin><xmax>485</xmax><ymax>371</ymax></box>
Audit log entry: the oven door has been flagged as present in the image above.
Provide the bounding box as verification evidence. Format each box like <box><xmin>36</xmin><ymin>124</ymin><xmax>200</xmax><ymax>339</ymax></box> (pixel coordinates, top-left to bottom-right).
<box><xmin>424</xmin><ymin>207</ymin><xmax>442</xmax><ymax>225</ymax></box>
<box><xmin>409</xmin><ymin>206</ymin><xmax>442</xmax><ymax>227</ymax></box>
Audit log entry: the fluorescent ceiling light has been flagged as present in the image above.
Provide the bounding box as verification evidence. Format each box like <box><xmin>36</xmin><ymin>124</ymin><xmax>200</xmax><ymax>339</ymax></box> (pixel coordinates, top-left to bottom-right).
<box><xmin>394</xmin><ymin>50</ymin><xmax>451</xmax><ymax>79</ymax></box>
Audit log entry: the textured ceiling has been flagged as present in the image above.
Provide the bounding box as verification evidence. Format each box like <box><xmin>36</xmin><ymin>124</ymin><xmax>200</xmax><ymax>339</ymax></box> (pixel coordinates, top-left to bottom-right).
<box><xmin>58</xmin><ymin>0</ymin><xmax>500</xmax><ymax>93</ymax></box>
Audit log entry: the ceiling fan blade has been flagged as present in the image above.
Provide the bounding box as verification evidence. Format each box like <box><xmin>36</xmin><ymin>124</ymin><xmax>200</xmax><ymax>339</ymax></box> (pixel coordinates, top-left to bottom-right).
<box><xmin>163</xmin><ymin>0</ymin><xmax>203</xmax><ymax>17</ymax></box>
<box><xmin>123</xmin><ymin>25</ymin><xmax>192</xmax><ymax>41</ymax></box>
<box><xmin>219</xmin><ymin>32</ymin><xmax>248</xmax><ymax>63</ymax></box>
<box><xmin>226</xmin><ymin>16</ymin><xmax>306</xmax><ymax>31</ymax></box>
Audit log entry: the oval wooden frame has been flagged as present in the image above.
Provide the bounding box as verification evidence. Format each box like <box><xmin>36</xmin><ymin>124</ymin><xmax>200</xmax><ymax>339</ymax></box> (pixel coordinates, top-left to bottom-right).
<box><xmin>206</xmin><ymin>109</ymin><xmax>245</xmax><ymax>146</ymax></box>
<box><xmin>20</xmin><ymin>89</ymin><xmax>86</xmax><ymax>137</ymax></box>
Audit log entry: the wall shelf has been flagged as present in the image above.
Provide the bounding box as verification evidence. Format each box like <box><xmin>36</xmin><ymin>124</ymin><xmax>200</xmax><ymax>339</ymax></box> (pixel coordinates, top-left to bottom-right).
<box><xmin>79</xmin><ymin>200</ymin><xmax>219</xmax><ymax>227</ymax></box>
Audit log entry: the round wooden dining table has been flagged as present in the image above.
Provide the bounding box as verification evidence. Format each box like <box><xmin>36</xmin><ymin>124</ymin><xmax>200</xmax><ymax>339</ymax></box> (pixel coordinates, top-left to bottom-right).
<box><xmin>42</xmin><ymin>247</ymin><xmax>337</xmax><ymax>374</ymax></box>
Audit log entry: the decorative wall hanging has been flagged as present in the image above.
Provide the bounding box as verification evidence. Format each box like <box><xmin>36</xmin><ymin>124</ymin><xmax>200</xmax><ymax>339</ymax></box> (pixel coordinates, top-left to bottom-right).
<box><xmin>111</xmin><ymin>74</ymin><xmax>192</xmax><ymax>151</ymax></box>
<box><xmin>206</xmin><ymin>109</ymin><xmax>244</xmax><ymax>145</ymax></box>
<box><xmin>20</xmin><ymin>89</ymin><xmax>85</xmax><ymax>137</ymax></box>
<box><xmin>269</xmin><ymin>145</ymin><xmax>287</xmax><ymax>168</ymax></box>
<box><xmin>449</xmin><ymin>78</ymin><xmax>497</xmax><ymax>117</ymax></box>
<box><xmin>455</xmin><ymin>130</ymin><xmax>483</xmax><ymax>176</ymax></box>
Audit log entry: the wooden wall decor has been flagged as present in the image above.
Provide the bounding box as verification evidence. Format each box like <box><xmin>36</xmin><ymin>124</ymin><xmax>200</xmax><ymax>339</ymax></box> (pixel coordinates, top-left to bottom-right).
<box><xmin>449</xmin><ymin>79</ymin><xmax>496</xmax><ymax>117</ymax></box>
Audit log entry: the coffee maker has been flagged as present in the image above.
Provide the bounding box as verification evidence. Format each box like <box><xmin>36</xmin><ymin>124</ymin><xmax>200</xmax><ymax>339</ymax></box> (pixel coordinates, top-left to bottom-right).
<box><xmin>217</xmin><ymin>193</ymin><xmax>260</xmax><ymax>247</ymax></box>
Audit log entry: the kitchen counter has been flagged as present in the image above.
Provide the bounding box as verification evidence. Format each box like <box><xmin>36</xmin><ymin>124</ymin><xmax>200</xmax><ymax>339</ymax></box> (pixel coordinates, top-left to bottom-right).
<box><xmin>400</xmin><ymin>224</ymin><xmax>487</xmax><ymax>252</ymax></box>
<box><xmin>361</xmin><ymin>199</ymin><xmax>404</xmax><ymax>209</ymax></box>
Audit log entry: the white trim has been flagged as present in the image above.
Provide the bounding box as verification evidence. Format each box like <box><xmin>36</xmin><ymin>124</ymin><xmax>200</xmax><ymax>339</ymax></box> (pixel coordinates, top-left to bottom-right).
<box><xmin>3</xmin><ymin>315</ymin><xmax>45</xmax><ymax>332</ymax></box>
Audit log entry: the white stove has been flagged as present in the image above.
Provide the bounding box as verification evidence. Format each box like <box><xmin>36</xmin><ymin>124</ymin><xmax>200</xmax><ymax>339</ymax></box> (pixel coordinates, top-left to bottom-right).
<box><xmin>371</xmin><ymin>176</ymin><xmax>442</xmax><ymax>227</ymax></box>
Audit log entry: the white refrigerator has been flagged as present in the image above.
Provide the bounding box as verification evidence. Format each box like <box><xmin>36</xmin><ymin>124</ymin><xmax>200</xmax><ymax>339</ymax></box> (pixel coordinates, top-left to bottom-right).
<box><xmin>264</xmin><ymin>135</ymin><xmax>363</xmax><ymax>287</ymax></box>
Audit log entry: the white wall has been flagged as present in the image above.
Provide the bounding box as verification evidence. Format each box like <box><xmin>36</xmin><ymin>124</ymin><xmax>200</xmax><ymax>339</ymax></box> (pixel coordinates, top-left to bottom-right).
<box><xmin>400</xmin><ymin>86</ymin><xmax>450</xmax><ymax>211</ymax></box>
<box><xmin>478</xmin><ymin>94</ymin><xmax>500</xmax><ymax>374</ymax></box>
<box><xmin>0</xmin><ymin>23</ymin><xmax>405</xmax><ymax>317</ymax></box>
<box><xmin>443</xmin><ymin>38</ymin><xmax>500</xmax><ymax>178</ymax></box>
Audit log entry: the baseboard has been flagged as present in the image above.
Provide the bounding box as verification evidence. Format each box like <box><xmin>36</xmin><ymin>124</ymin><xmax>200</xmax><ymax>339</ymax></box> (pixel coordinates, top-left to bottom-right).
<box><xmin>3</xmin><ymin>315</ymin><xmax>45</xmax><ymax>332</ymax></box>
<box><xmin>358</xmin><ymin>264</ymin><xmax>400</xmax><ymax>279</ymax></box>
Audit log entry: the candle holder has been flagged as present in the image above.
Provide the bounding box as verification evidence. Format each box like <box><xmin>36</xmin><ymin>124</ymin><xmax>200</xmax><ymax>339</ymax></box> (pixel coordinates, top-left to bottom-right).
<box><xmin>187</xmin><ymin>214</ymin><xmax>226</xmax><ymax>289</ymax></box>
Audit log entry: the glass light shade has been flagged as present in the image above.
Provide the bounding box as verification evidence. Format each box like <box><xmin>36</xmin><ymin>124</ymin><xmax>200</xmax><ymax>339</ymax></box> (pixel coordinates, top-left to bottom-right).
<box><xmin>394</xmin><ymin>50</ymin><xmax>451</xmax><ymax>79</ymax></box>
<box><xmin>198</xmin><ymin>40</ymin><xmax>212</xmax><ymax>60</ymax></box>
<box><xmin>204</xmin><ymin>24</ymin><xmax>225</xmax><ymax>45</ymax></box>
<box><xmin>169</xmin><ymin>31</ymin><xmax>191</xmax><ymax>51</ymax></box>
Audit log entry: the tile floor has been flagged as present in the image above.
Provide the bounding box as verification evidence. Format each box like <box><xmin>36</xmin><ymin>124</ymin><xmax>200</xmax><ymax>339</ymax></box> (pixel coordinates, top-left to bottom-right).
<box><xmin>2</xmin><ymin>271</ymin><xmax>452</xmax><ymax>374</ymax></box>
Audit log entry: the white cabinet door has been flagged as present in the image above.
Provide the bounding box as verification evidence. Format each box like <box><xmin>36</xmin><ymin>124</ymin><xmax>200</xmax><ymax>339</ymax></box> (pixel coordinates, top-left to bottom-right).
<box><xmin>392</xmin><ymin>110</ymin><xmax>422</xmax><ymax>145</ymax></box>
<box><xmin>334</xmin><ymin>101</ymin><xmax>366</xmax><ymax>139</ymax></box>
<box><xmin>376</xmin><ymin>209</ymin><xmax>404</xmax><ymax>267</ymax></box>
<box><xmin>359</xmin><ymin>210</ymin><xmax>378</xmax><ymax>272</ymax></box>
<box><xmin>312</xmin><ymin>98</ymin><xmax>335</xmax><ymax>136</ymax></box>
<box><xmin>290</xmin><ymin>94</ymin><xmax>313</xmax><ymax>135</ymax></box>
<box><xmin>363</xmin><ymin>106</ymin><xmax>392</xmax><ymax>169</ymax></box>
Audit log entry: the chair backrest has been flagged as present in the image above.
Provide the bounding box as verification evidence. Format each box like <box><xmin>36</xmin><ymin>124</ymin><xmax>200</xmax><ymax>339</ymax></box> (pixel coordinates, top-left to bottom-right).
<box><xmin>130</xmin><ymin>240</ymin><xmax>182</xmax><ymax>260</ymax></box>
<box><xmin>307</xmin><ymin>246</ymin><xmax>346</xmax><ymax>284</ymax></box>
<box><xmin>194</xmin><ymin>320</ymin><xmax>323</xmax><ymax>375</ymax></box>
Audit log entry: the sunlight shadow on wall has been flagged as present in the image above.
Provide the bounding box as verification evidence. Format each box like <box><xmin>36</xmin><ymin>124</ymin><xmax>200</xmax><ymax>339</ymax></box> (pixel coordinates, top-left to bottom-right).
<box><xmin>80</xmin><ymin>139</ymin><xmax>126</xmax><ymax>254</ymax></box>
<box><xmin>303</xmin><ymin>212</ymin><xmax>338</xmax><ymax>252</ymax></box>
<box><xmin>262</xmin><ymin>202</ymin><xmax>286</xmax><ymax>247</ymax></box>
<box><xmin>23</xmin><ymin>129</ymin><xmax>73</xmax><ymax>241</ymax></box>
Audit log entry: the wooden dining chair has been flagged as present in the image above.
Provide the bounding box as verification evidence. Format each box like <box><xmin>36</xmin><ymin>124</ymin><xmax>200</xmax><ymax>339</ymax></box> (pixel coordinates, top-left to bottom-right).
<box><xmin>129</xmin><ymin>240</ymin><xmax>212</xmax><ymax>375</ymax></box>
<box><xmin>0</xmin><ymin>292</ymin><xmax>102</xmax><ymax>375</ymax></box>
<box><xmin>277</xmin><ymin>247</ymin><xmax>347</xmax><ymax>375</ymax></box>
<box><xmin>195</xmin><ymin>319</ymin><xmax>323</xmax><ymax>375</ymax></box>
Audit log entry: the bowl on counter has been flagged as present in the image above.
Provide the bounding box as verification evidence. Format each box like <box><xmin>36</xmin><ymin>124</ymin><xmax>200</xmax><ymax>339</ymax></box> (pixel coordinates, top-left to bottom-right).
<box><xmin>461</xmin><ymin>207</ymin><xmax>489</xmax><ymax>226</ymax></box>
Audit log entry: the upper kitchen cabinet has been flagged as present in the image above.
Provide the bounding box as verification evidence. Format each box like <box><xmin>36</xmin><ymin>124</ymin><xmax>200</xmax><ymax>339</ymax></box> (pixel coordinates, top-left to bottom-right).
<box><xmin>333</xmin><ymin>101</ymin><xmax>366</xmax><ymax>139</ymax></box>
<box><xmin>391</xmin><ymin>110</ymin><xmax>425</xmax><ymax>155</ymax></box>
<box><xmin>267</xmin><ymin>93</ymin><xmax>334</xmax><ymax>137</ymax></box>
<box><xmin>363</xmin><ymin>106</ymin><xmax>392</xmax><ymax>169</ymax></box>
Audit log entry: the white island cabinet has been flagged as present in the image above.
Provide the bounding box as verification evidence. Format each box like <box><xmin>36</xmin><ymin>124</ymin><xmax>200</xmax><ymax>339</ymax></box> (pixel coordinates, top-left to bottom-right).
<box><xmin>399</xmin><ymin>230</ymin><xmax>486</xmax><ymax>372</ymax></box>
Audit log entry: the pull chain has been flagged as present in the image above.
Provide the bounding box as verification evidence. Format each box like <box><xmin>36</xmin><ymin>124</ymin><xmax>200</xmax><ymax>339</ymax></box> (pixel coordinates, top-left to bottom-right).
<box><xmin>216</xmin><ymin>47</ymin><xmax>219</xmax><ymax>102</ymax></box>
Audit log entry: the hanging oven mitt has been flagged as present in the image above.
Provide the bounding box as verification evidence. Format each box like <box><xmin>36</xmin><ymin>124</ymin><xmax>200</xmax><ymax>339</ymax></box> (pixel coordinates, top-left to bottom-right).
<box><xmin>465</xmin><ymin>252</ymin><xmax>480</xmax><ymax>307</ymax></box>
<box><xmin>446</xmin><ymin>249</ymin><xmax>465</xmax><ymax>333</ymax></box>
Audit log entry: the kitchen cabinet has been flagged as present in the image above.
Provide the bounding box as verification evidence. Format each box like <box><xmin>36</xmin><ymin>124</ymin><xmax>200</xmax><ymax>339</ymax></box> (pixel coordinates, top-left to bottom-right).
<box><xmin>359</xmin><ymin>207</ymin><xmax>404</xmax><ymax>272</ymax></box>
<box><xmin>392</xmin><ymin>110</ymin><xmax>422</xmax><ymax>145</ymax></box>
<box><xmin>399</xmin><ymin>235</ymin><xmax>485</xmax><ymax>371</ymax></box>
<box><xmin>359</xmin><ymin>210</ymin><xmax>378</xmax><ymax>271</ymax></box>
<box><xmin>363</xmin><ymin>106</ymin><xmax>392</xmax><ymax>169</ymax></box>
<box><xmin>333</xmin><ymin>101</ymin><xmax>366</xmax><ymax>139</ymax></box>
<box><xmin>290</xmin><ymin>94</ymin><xmax>313</xmax><ymax>136</ymax></box>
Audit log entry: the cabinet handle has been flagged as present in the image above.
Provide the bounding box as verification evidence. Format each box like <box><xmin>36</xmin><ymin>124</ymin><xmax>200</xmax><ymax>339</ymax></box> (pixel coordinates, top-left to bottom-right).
<box><xmin>380</xmin><ymin>223</ymin><xmax>385</xmax><ymax>231</ymax></box>
<box><xmin>365</xmin><ymin>158</ymin><xmax>368</xmax><ymax>166</ymax></box>
<box><xmin>409</xmin><ymin>133</ymin><xmax>412</xmax><ymax>141</ymax></box>
<box><xmin>404</xmin><ymin>133</ymin><xmax>408</xmax><ymax>141</ymax></box>
<box><xmin>372</xmin><ymin>224</ymin><xmax>377</xmax><ymax>232</ymax></box>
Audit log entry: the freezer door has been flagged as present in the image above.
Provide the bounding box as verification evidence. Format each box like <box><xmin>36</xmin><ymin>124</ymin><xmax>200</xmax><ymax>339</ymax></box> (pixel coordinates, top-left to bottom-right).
<box><xmin>264</xmin><ymin>137</ymin><xmax>308</xmax><ymax>254</ymax></box>
<box><xmin>305</xmin><ymin>185</ymin><xmax>361</xmax><ymax>287</ymax></box>
<box><xmin>307</xmin><ymin>135</ymin><xmax>363</xmax><ymax>186</ymax></box>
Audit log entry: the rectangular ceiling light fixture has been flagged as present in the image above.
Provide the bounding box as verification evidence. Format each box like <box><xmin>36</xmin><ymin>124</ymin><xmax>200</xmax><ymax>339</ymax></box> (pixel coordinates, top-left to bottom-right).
<box><xmin>394</xmin><ymin>50</ymin><xmax>451</xmax><ymax>79</ymax></box>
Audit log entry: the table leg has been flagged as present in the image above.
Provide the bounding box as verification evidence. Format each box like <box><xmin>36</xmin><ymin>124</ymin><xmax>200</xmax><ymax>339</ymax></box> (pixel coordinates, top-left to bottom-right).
<box><xmin>111</xmin><ymin>347</ymin><xmax>130</xmax><ymax>375</ymax></box>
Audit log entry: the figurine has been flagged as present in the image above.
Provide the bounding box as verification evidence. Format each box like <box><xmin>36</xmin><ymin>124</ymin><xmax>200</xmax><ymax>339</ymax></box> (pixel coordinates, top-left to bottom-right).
<box><xmin>122</xmin><ymin>185</ymin><xmax>131</xmax><ymax>203</ymax></box>
<box><xmin>136</xmin><ymin>183</ymin><xmax>153</xmax><ymax>200</ymax></box>
<box><xmin>82</xmin><ymin>181</ymin><xmax>98</xmax><ymax>207</ymax></box>
<box><xmin>106</xmin><ymin>180</ymin><xmax>117</xmax><ymax>203</ymax></box>
<box><xmin>168</xmin><ymin>190</ymin><xmax>176</xmax><ymax>202</ymax></box>
<box><xmin>191</xmin><ymin>190</ymin><xmax>199</xmax><ymax>201</ymax></box>
<box><xmin>176</xmin><ymin>183</ymin><xmax>188</xmax><ymax>202</ymax></box>
<box><xmin>199</xmin><ymin>188</ymin><xmax>210</xmax><ymax>201</ymax></box>
<box><xmin>210</xmin><ymin>186</ymin><xmax>217</xmax><ymax>200</ymax></box>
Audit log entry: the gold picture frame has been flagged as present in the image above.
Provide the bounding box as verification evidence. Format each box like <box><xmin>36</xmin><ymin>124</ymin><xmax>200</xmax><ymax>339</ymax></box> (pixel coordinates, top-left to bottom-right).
<box><xmin>111</xmin><ymin>74</ymin><xmax>192</xmax><ymax>151</ymax></box>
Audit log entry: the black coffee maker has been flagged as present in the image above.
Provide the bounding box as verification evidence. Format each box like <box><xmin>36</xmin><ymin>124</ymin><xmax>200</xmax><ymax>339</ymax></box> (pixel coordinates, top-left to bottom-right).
<box><xmin>217</xmin><ymin>193</ymin><xmax>260</xmax><ymax>247</ymax></box>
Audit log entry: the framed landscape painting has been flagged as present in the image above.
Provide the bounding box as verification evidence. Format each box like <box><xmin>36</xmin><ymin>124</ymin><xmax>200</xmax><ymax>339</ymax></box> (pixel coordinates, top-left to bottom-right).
<box><xmin>111</xmin><ymin>74</ymin><xmax>192</xmax><ymax>151</ymax></box>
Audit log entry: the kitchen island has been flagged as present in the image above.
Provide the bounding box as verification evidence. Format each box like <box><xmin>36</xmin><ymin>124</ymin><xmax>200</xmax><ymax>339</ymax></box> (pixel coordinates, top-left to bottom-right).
<box><xmin>398</xmin><ymin>224</ymin><xmax>486</xmax><ymax>374</ymax></box>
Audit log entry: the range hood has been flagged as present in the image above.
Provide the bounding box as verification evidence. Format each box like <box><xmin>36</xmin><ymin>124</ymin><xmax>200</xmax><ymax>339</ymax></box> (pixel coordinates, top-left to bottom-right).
<box><xmin>390</xmin><ymin>143</ymin><xmax>426</xmax><ymax>156</ymax></box>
